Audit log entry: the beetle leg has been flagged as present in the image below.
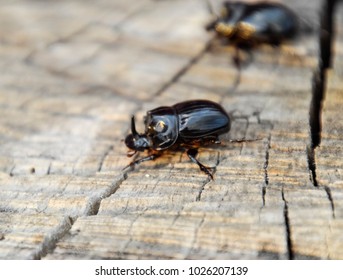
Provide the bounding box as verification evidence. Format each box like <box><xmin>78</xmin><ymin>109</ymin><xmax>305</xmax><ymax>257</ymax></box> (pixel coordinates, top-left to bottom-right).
<box><xmin>229</xmin><ymin>138</ymin><xmax>262</xmax><ymax>143</ymax></box>
<box><xmin>130</xmin><ymin>153</ymin><xmax>161</xmax><ymax>166</ymax></box>
<box><xmin>186</xmin><ymin>148</ymin><xmax>214</xmax><ymax>180</ymax></box>
<box><xmin>232</xmin><ymin>47</ymin><xmax>243</xmax><ymax>89</ymax></box>
<box><xmin>231</xmin><ymin>46</ymin><xmax>253</xmax><ymax>90</ymax></box>
<box><xmin>123</xmin><ymin>153</ymin><xmax>162</xmax><ymax>171</ymax></box>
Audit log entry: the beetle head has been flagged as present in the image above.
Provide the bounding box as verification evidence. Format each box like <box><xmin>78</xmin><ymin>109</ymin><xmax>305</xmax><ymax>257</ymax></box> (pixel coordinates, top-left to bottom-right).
<box><xmin>125</xmin><ymin>116</ymin><xmax>151</xmax><ymax>152</ymax></box>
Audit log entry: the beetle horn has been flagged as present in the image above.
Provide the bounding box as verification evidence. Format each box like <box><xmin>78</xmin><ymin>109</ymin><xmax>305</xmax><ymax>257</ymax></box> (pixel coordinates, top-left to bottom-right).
<box><xmin>131</xmin><ymin>115</ymin><xmax>138</xmax><ymax>137</ymax></box>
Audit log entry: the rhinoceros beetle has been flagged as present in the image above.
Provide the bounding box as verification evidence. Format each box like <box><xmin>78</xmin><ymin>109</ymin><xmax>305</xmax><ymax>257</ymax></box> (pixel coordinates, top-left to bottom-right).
<box><xmin>124</xmin><ymin>100</ymin><xmax>231</xmax><ymax>179</ymax></box>
<box><xmin>206</xmin><ymin>1</ymin><xmax>299</xmax><ymax>85</ymax></box>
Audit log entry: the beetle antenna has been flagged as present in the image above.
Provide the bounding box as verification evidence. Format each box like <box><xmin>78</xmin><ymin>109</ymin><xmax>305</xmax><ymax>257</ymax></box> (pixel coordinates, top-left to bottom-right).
<box><xmin>131</xmin><ymin>115</ymin><xmax>138</xmax><ymax>137</ymax></box>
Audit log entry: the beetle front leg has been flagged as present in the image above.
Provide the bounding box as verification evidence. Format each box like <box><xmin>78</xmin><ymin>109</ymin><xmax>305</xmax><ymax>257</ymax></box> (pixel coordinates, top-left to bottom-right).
<box><xmin>232</xmin><ymin>46</ymin><xmax>253</xmax><ymax>89</ymax></box>
<box><xmin>186</xmin><ymin>148</ymin><xmax>214</xmax><ymax>180</ymax></box>
<box><xmin>232</xmin><ymin>47</ymin><xmax>242</xmax><ymax>89</ymax></box>
<box><xmin>123</xmin><ymin>153</ymin><xmax>162</xmax><ymax>171</ymax></box>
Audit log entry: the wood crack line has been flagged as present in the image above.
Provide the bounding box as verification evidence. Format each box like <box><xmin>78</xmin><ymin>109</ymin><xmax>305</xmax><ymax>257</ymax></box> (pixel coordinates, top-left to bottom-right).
<box><xmin>196</xmin><ymin>151</ymin><xmax>220</xmax><ymax>201</ymax></box>
<box><xmin>262</xmin><ymin>134</ymin><xmax>271</xmax><ymax>207</ymax></box>
<box><xmin>37</xmin><ymin>173</ymin><xmax>126</xmax><ymax>259</ymax></box>
<box><xmin>97</xmin><ymin>144</ymin><xmax>114</xmax><ymax>172</ymax></box>
<box><xmin>34</xmin><ymin>216</ymin><xmax>74</xmax><ymax>260</ymax></box>
<box><xmin>307</xmin><ymin>0</ymin><xmax>337</xmax><ymax>220</ymax></box>
<box><xmin>281</xmin><ymin>187</ymin><xmax>294</xmax><ymax>260</ymax></box>
<box><xmin>309</xmin><ymin>0</ymin><xmax>336</xmax><ymax>149</ymax></box>
<box><xmin>153</xmin><ymin>41</ymin><xmax>212</xmax><ymax>98</ymax></box>
<box><xmin>187</xmin><ymin>215</ymin><xmax>205</xmax><ymax>258</ymax></box>
<box><xmin>88</xmin><ymin>173</ymin><xmax>127</xmax><ymax>216</ymax></box>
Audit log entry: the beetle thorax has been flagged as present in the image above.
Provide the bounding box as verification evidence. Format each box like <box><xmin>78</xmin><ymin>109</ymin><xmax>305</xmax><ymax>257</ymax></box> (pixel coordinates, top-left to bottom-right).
<box><xmin>145</xmin><ymin>108</ymin><xmax>179</xmax><ymax>150</ymax></box>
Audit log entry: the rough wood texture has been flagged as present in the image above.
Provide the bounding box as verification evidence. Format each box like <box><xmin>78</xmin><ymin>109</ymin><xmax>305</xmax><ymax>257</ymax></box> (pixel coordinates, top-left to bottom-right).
<box><xmin>0</xmin><ymin>0</ymin><xmax>342</xmax><ymax>259</ymax></box>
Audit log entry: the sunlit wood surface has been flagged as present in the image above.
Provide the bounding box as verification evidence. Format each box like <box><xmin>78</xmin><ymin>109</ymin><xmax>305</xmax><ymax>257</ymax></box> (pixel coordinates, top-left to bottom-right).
<box><xmin>0</xmin><ymin>0</ymin><xmax>342</xmax><ymax>259</ymax></box>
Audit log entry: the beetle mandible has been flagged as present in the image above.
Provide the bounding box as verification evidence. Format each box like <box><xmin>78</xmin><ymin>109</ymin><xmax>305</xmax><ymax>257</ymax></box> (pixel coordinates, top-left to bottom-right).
<box><xmin>124</xmin><ymin>100</ymin><xmax>231</xmax><ymax>179</ymax></box>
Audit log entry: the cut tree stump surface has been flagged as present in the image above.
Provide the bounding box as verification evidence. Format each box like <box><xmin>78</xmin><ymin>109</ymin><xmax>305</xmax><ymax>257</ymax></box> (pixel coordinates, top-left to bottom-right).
<box><xmin>0</xmin><ymin>0</ymin><xmax>342</xmax><ymax>259</ymax></box>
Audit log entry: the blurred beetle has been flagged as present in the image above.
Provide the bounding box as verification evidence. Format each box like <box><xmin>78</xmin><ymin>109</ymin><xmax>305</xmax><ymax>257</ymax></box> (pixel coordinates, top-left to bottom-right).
<box><xmin>207</xmin><ymin>1</ymin><xmax>299</xmax><ymax>47</ymax></box>
<box><xmin>206</xmin><ymin>1</ymin><xmax>299</xmax><ymax>85</ymax></box>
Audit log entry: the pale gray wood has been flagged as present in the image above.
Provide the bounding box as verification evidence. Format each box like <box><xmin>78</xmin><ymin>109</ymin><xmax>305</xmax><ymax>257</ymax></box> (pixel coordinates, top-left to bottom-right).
<box><xmin>0</xmin><ymin>0</ymin><xmax>342</xmax><ymax>260</ymax></box>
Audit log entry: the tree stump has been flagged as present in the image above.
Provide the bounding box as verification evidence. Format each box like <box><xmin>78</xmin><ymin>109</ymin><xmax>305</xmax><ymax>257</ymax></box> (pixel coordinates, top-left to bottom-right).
<box><xmin>0</xmin><ymin>0</ymin><xmax>342</xmax><ymax>259</ymax></box>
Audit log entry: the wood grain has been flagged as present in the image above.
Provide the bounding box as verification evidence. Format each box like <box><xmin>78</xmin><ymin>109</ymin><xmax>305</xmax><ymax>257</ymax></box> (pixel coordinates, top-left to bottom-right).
<box><xmin>0</xmin><ymin>0</ymin><xmax>342</xmax><ymax>259</ymax></box>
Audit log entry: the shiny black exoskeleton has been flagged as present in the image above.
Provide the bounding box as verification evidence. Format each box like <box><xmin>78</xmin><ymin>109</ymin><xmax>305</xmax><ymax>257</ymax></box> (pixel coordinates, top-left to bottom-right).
<box><xmin>124</xmin><ymin>100</ymin><xmax>231</xmax><ymax>179</ymax></box>
<box><xmin>207</xmin><ymin>1</ymin><xmax>298</xmax><ymax>47</ymax></box>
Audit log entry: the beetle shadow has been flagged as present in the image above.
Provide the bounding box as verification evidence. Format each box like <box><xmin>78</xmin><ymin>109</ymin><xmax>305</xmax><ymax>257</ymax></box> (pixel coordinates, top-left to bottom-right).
<box><xmin>123</xmin><ymin>146</ymin><xmax>222</xmax><ymax>180</ymax></box>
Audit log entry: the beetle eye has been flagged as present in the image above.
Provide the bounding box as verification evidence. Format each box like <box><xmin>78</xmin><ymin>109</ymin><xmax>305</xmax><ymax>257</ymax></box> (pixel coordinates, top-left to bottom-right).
<box><xmin>154</xmin><ymin>121</ymin><xmax>167</xmax><ymax>133</ymax></box>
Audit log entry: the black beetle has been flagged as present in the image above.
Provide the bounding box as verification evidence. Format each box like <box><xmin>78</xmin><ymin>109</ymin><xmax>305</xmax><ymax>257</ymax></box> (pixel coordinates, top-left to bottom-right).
<box><xmin>206</xmin><ymin>1</ymin><xmax>299</xmax><ymax>84</ymax></box>
<box><xmin>207</xmin><ymin>1</ymin><xmax>298</xmax><ymax>47</ymax></box>
<box><xmin>124</xmin><ymin>100</ymin><xmax>231</xmax><ymax>179</ymax></box>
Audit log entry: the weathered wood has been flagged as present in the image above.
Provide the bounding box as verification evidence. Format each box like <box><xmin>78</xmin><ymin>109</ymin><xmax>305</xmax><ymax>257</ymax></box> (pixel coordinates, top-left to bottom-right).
<box><xmin>0</xmin><ymin>0</ymin><xmax>342</xmax><ymax>260</ymax></box>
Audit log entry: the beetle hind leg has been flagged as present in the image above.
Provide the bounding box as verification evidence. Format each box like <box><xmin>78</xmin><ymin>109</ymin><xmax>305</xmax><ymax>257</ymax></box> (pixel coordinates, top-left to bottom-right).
<box><xmin>186</xmin><ymin>148</ymin><xmax>214</xmax><ymax>180</ymax></box>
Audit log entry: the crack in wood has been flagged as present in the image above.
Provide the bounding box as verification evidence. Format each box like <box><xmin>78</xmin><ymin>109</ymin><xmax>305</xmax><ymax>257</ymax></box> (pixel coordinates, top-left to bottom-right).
<box><xmin>119</xmin><ymin>211</ymin><xmax>146</xmax><ymax>259</ymax></box>
<box><xmin>97</xmin><ymin>144</ymin><xmax>114</xmax><ymax>172</ymax></box>
<box><xmin>308</xmin><ymin>0</ymin><xmax>337</xmax><ymax>179</ymax></box>
<box><xmin>196</xmin><ymin>150</ymin><xmax>220</xmax><ymax>201</ymax></box>
<box><xmin>320</xmin><ymin>0</ymin><xmax>337</xmax><ymax>70</ymax></box>
<box><xmin>170</xmin><ymin>208</ymin><xmax>183</xmax><ymax>227</ymax></box>
<box><xmin>88</xmin><ymin>173</ymin><xmax>127</xmax><ymax>216</ymax></box>
<box><xmin>187</xmin><ymin>215</ymin><xmax>205</xmax><ymax>258</ymax></box>
<box><xmin>309</xmin><ymin>68</ymin><xmax>325</xmax><ymax>150</ymax></box>
<box><xmin>34</xmin><ymin>216</ymin><xmax>74</xmax><ymax>260</ymax></box>
<box><xmin>37</xmin><ymin>173</ymin><xmax>128</xmax><ymax>260</ymax></box>
<box><xmin>8</xmin><ymin>165</ymin><xmax>15</xmax><ymax>177</ymax></box>
<box><xmin>307</xmin><ymin>144</ymin><xmax>318</xmax><ymax>186</ymax></box>
<box><xmin>263</xmin><ymin>135</ymin><xmax>271</xmax><ymax>186</ymax></box>
<box><xmin>307</xmin><ymin>0</ymin><xmax>337</xmax><ymax>222</ymax></box>
<box><xmin>307</xmin><ymin>146</ymin><xmax>336</xmax><ymax>219</ymax></box>
<box><xmin>196</xmin><ymin>167</ymin><xmax>214</xmax><ymax>201</ymax></box>
<box><xmin>153</xmin><ymin>41</ymin><xmax>212</xmax><ymax>97</ymax></box>
<box><xmin>46</xmin><ymin>162</ymin><xmax>52</xmax><ymax>175</ymax></box>
<box><xmin>262</xmin><ymin>135</ymin><xmax>271</xmax><ymax>207</ymax></box>
<box><xmin>281</xmin><ymin>187</ymin><xmax>294</xmax><ymax>260</ymax></box>
<box><xmin>325</xmin><ymin>219</ymin><xmax>333</xmax><ymax>259</ymax></box>
<box><xmin>324</xmin><ymin>185</ymin><xmax>335</xmax><ymax>218</ymax></box>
